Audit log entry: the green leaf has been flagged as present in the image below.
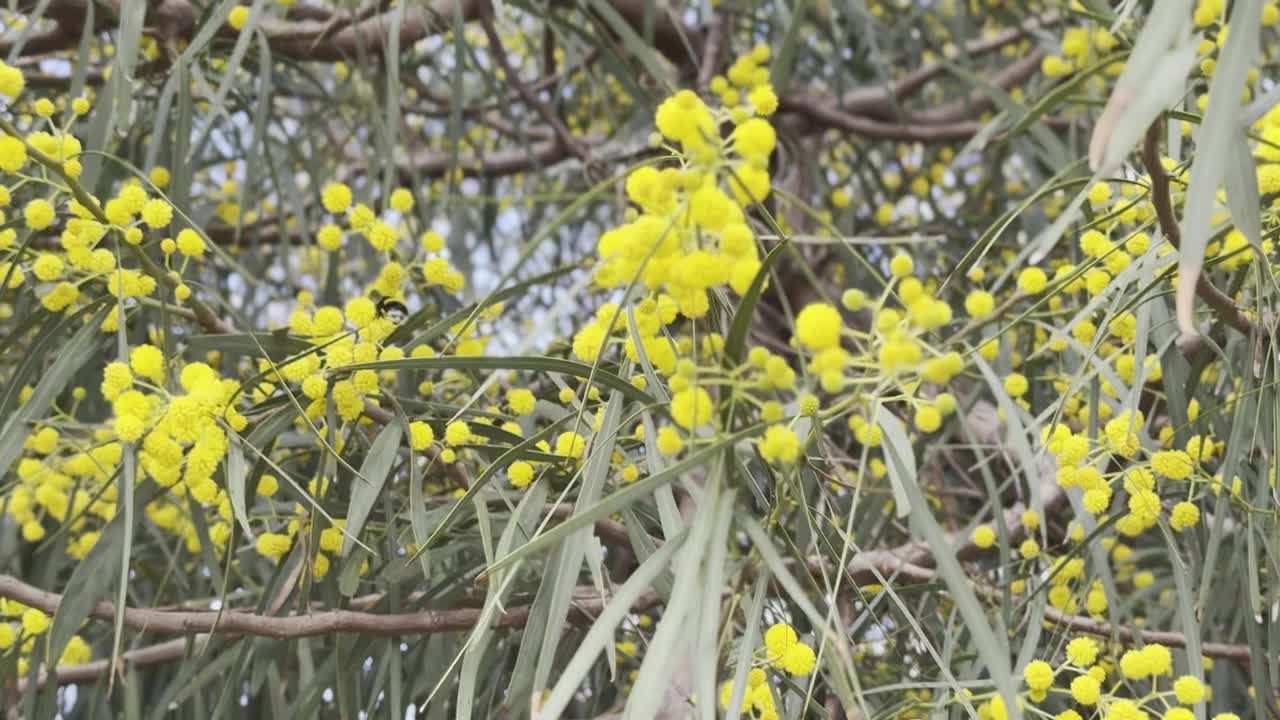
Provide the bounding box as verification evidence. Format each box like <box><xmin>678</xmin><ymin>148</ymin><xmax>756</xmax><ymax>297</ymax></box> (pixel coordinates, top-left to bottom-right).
<box><xmin>875</xmin><ymin>410</ymin><xmax>915</xmax><ymax>518</ymax></box>
<box><xmin>1176</xmin><ymin>0</ymin><xmax>1260</xmax><ymax>333</ymax></box>
<box><xmin>876</xmin><ymin>411</ymin><xmax>1021</xmax><ymax>720</ymax></box>
<box><xmin>0</xmin><ymin>304</ymin><xmax>109</xmax><ymax>480</ymax></box>
<box><xmin>484</xmin><ymin>425</ymin><xmax>760</xmax><ymax>577</ymax></box>
<box><xmin>1225</xmin><ymin>127</ymin><xmax>1262</xmax><ymax>246</ymax></box>
<box><xmin>724</xmin><ymin>241</ymin><xmax>788</xmax><ymax>367</ymax></box>
<box><xmin>341</xmin><ymin>422</ymin><xmax>404</xmax><ymax>556</ymax></box>
<box><xmin>537</xmin><ymin>533</ymin><xmax>687</xmax><ymax>718</ymax></box>
<box><xmin>186</xmin><ymin>332</ymin><xmax>313</xmax><ymax>359</ymax></box>
<box><xmin>340</xmin><ymin>356</ymin><xmax>655</xmax><ymax>406</ymax></box>
<box><xmin>46</xmin><ymin>482</ymin><xmax>154</xmax><ymax>669</ymax></box>
<box><xmin>225</xmin><ymin>434</ymin><xmax>253</xmax><ymax>540</ymax></box>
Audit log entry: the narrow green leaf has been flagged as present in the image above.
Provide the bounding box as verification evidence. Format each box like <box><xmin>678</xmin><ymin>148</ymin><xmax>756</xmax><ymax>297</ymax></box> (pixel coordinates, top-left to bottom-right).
<box><xmin>878</xmin><ymin>409</ymin><xmax>1021</xmax><ymax>720</ymax></box>
<box><xmin>539</xmin><ymin>530</ymin><xmax>687</xmax><ymax>718</ymax></box>
<box><xmin>225</xmin><ymin>435</ymin><xmax>253</xmax><ymax>540</ymax></box>
<box><xmin>0</xmin><ymin>304</ymin><xmax>109</xmax><ymax>479</ymax></box>
<box><xmin>875</xmin><ymin>410</ymin><xmax>915</xmax><ymax>518</ymax></box>
<box><xmin>341</xmin><ymin>356</ymin><xmax>655</xmax><ymax>406</ymax></box>
<box><xmin>341</xmin><ymin>423</ymin><xmax>404</xmax><ymax>556</ymax></box>
<box><xmin>484</xmin><ymin>425</ymin><xmax>759</xmax><ymax>577</ymax></box>
<box><xmin>1177</xmin><ymin>0</ymin><xmax>1260</xmax><ymax>333</ymax></box>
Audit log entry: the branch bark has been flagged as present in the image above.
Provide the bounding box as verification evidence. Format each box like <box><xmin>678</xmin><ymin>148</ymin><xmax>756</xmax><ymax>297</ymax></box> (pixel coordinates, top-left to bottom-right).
<box><xmin>0</xmin><ymin>574</ymin><xmax>661</xmax><ymax>641</ymax></box>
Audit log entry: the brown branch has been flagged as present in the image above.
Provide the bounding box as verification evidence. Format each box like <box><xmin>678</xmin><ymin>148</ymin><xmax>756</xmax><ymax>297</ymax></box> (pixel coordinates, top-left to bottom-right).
<box><xmin>780</xmin><ymin>94</ymin><xmax>1074</xmax><ymax>143</ymax></box>
<box><xmin>1140</xmin><ymin>123</ymin><xmax>1254</xmax><ymax>342</ymax></box>
<box><xmin>0</xmin><ymin>574</ymin><xmax>662</xmax><ymax>642</ymax></box>
<box><xmin>10</xmin><ymin>580</ymin><xmax>664</xmax><ymax>690</ymax></box>
<box><xmin>837</xmin><ymin>12</ymin><xmax>1061</xmax><ymax>121</ymax></box>
<box><xmin>15</xmin><ymin>638</ymin><xmax>191</xmax><ymax>692</ymax></box>
<box><xmin>1039</xmin><ymin>604</ymin><xmax>1252</xmax><ymax>662</ymax></box>
<box><xmin>477</xmin><ymin>11</ymin><xmax>587</xmax><ymax>163</ymax></box>
<box><xmin>907</xmin><ymin>49</ymin><xmax>1045</xmax><ymax>125</ymax></box>
<box><xmin>1</xmin><ymin>0</ymin><xmax>700</xmax><ymax>68</ymax></box>
<box><xmin>395</xmin><ymin>138</ymin><xmax>576</xmax><ymax>184</ymax></box>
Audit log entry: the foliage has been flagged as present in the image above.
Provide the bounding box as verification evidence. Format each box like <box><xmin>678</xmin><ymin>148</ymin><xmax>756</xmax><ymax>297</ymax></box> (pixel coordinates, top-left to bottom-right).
<box><xmin>0</xmin><ymin>0</ymin><xmax>1277</xmax><ymax>719</ymax></box>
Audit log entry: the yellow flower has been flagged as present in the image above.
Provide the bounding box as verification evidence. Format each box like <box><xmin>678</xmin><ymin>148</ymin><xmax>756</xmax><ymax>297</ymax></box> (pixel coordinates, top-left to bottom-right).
<box><xmin>1174</xmin><ymin>675</ymin><xmax>1205</xmax><ymax>704</ymax></box>
<box><xmin>795</xmin><ymin>302</ymin><xmax>843</xmax><ymax>351</ymax></box>
<box><xmin>256</xmin><ymin>474</ymin><xmax>278</xmax><ymax>497</ymax></box>
<box><xmin>1170</xmin><ymin>501</ymin><xmax>1200</xmax><ymax>531</ymax></box>
<box><xmin>763</xmin><ymin>622</ymin><xmax>797</xmax><ymax>663</ymax></box>
<box><xmin>228</xmin><ymin>5</ymin><xmax>250</xmax><ymax>30</ymax></box>
<box><xmin>321</xmin><ymin>182</ymin><xmax>352</xmax><ymax>213</ymax></box>
<box><xmin>175</xmin><ymin>228</ymin><xmax>206</xmax><ymax>257</ymax></box>
<box><xmin>1017</xmin><ymin>267</ymin><xmax>1048</xmax><ymax>295</ymax></box>
<box><xmin>21</xmin><ymin>609</ymin><xmax>50</xmax><ymax>635</ymax></box>
<box><xmin>758</xmin><ymin>425</ymin><xmax>800</xmax><ymax>465</ymax></box>
<box><xmin>965</xmin><ymin>290</ymin><xmax>995</xmax><ymax>318</ymax></box>
<box><xmin>1066</xmin><ymin>636</ymin><xmax>1098</xmax><ymax>666</ymax></box>
<box><xmin>24</xmin><ymin>198</ymin><xmax>54</xmax><ymax>230</ymax></box>
<box><xmin>1023</xmin><ymin>660</ymin><xmax>1053</xmax><ymax>691</ymax></box>
<box><xmin>256</xmin><ymin>532</ymin><xmax>292</xmax><ymax>562</ymax></box>
<box><xmin>444</xmin><ymin>421</ymin><xmax>471</xmax><ymax>447</ymax></box>
<box><xmin>141</xmin><ymin>198</ymin><xmax>172</xmax><ymax>228</ymax></box>
<box><xmin>409</xmin><ymin>421</ymin><xmax>435</xmax><ymax>451</ymax></box>
<box><xmin>889</xmin><ymin>253</ymin><xmax>914</xmax><ymax>278</ymax></box>
<box><xmin>671</xmin><ymin>387</ymin><xmax>714</xmax><ymax>430</ymax></box>
<box><xmin>656</xmin><ymin>425</ymin><xmax>683</xmax><ymax>455</ymax></box>
<box><xmin>554</xmin><ymin>431</ymin><xmax>586</xmax><ymax>459</ymax></box>
<box><xmin>389</xmin><ymin>188</ymin><xmax>414</xmax><ymax>212</ymax></box>
<box><xmin>781</xmin><ymin>642</ymin><xmax>816</xmax><ymax>676</ymax></box>
<box><xmin>1069</xmin><ymin>675</ymin><xmax>1100</xmax><ymax>705</ymax></box>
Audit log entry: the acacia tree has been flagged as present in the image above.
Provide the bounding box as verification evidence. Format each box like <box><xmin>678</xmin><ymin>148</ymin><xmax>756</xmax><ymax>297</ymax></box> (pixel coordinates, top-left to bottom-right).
<box><xmin>0</xmin><ymin>0</ymin><xmax>1276</xmax><ymax>717</ymax></box>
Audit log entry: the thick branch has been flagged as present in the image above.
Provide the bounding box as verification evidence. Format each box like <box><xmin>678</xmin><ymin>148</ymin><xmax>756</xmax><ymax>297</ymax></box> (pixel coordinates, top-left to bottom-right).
<box><xmin>0</xmin><ymin>574</ymin><xmax>661</xmax><ymax>641</ymax></box>
<box><xmin>837</xmin><ymin>12</ymin><xmax>1061</xmax><ymax>121</ymax></box>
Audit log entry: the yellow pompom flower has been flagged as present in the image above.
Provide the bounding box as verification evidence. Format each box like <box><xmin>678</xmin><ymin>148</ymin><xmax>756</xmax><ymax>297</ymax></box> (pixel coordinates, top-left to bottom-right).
<box><xmin>176</xmin><ymin>228</ymin><xmax>206</xmax><ymax>257</ymax></box>
<box><xmin>889</xmin><ymin>253</ymin><xmax>914</xmax><ymax>278</ymax></box>
<box><xmin>1066</xmin><ymin>637</ymin><xmax>1098</xmax><ymax>666</ymax></box>
<box><xmin>21</xmin><ymin>609</ymin><xmax>50</xmax><ymax>635</ymax></box>
<box><xmin>24</xmin><ymin>198</ymin><xmax>54</xmax><ymax>230</ymax></box>
<box><xmin>228</xmin><ymin>5</ymin><xmax>250</xmax><ymax>30</ymax></box>
<box><xmin>409</xmin><ymin>421</ymin><xmax>435</xmax><ymax>451</ymax></box>
<box><xmin>444</xmin><ymin>421</ymin><xmax>471</xmax><ymax>447</ymax></box>
<box><xmin>1023</xmin><ymin>660</ymin><xmax>1054</xmax><ymax>691</ymax></box>
<box><xmin>1017</xmin><ymin>267</ymin><xmax>1048</xmax><ymax>295</ymax></box>
<box><xmin>656</xmin><ymin>425</ymin><xmax>684</xmax><ymax>455</ymax></box>
<box><xmin>795</xmin><ymin>302</ymin><xmax>843</xmax><ymax>351</ymax></box>
<box><xmin>1070</xmin><ymin>675</ymin><xmax>1100</xmax><ymax>705</ymax></box>
<box><xmin>389</xmin><ymin>188</ymin><xmax>414</xmax><ymax>212</ymax></box>
<box><xmin>321</xmin><ymin>182</ymin><xmax>352</xmax><ymax>214</ymax></box>
<box><xmin>1174</xmin><ymin>675</ymin><xmax>1205</xmax><ymax>704</ymax></box>
<box><xmin>508</xmin><ymin>461</ymin><xmax>535</xmax><ymax>488</ymax></box>
<box><xmin>256</xmin><ymin>532</ymin><xmax>292</xmax><ymax>562</ymax></box>
<box><xmin>671</xmin><ymin>387</ymin><xmax>714</xmax><ymax>430</ymax></box>
<box><xmin>141</xmin><ymin>198</ymin><xmax>172</xmax><ymax>228</ymax></box>
<box><xmin>1170</xmin><ymin>501</ymin><xmax>1200</xmax><ymax>530</ymax></box>
<box><xmin>555</xmin><ymin>431</ymin><xmax>586</xmax><ymax>459</ymax></box>
<box><xmin>758</xmin><ymin>425</ymin><xmax>801</xmax><ymax>465</ymax></box>
<box><xmin>965</xmin><ymin>290</ymin><xmax>995</xmax><ymax>318</ymax></box>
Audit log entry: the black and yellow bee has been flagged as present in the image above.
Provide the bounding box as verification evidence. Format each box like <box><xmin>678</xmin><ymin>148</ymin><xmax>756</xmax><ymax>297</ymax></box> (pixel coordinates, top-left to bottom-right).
<box><xmin>376</xmin><ymin>297</ymin><xmax>408</xmax><ymax>323</ymax></box>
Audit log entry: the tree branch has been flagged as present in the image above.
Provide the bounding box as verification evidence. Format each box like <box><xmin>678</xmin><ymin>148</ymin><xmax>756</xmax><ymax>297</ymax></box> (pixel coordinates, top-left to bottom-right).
<box><xmin>1140</xmin><ymin>122</ymin><xmax>1254</xmax><ymax>346</ymax></box>
<box><xmin>0</xmin><ymin>574</ymin><xmax>662</xmax><ymax>642</ymax></box>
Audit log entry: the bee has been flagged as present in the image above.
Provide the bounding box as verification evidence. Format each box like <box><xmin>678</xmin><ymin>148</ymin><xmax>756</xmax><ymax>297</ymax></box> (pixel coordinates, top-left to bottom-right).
<box><xmin>376</xmin><ymin>297</ymin><xmax>409</xmax><ymax>324</ymax></box>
